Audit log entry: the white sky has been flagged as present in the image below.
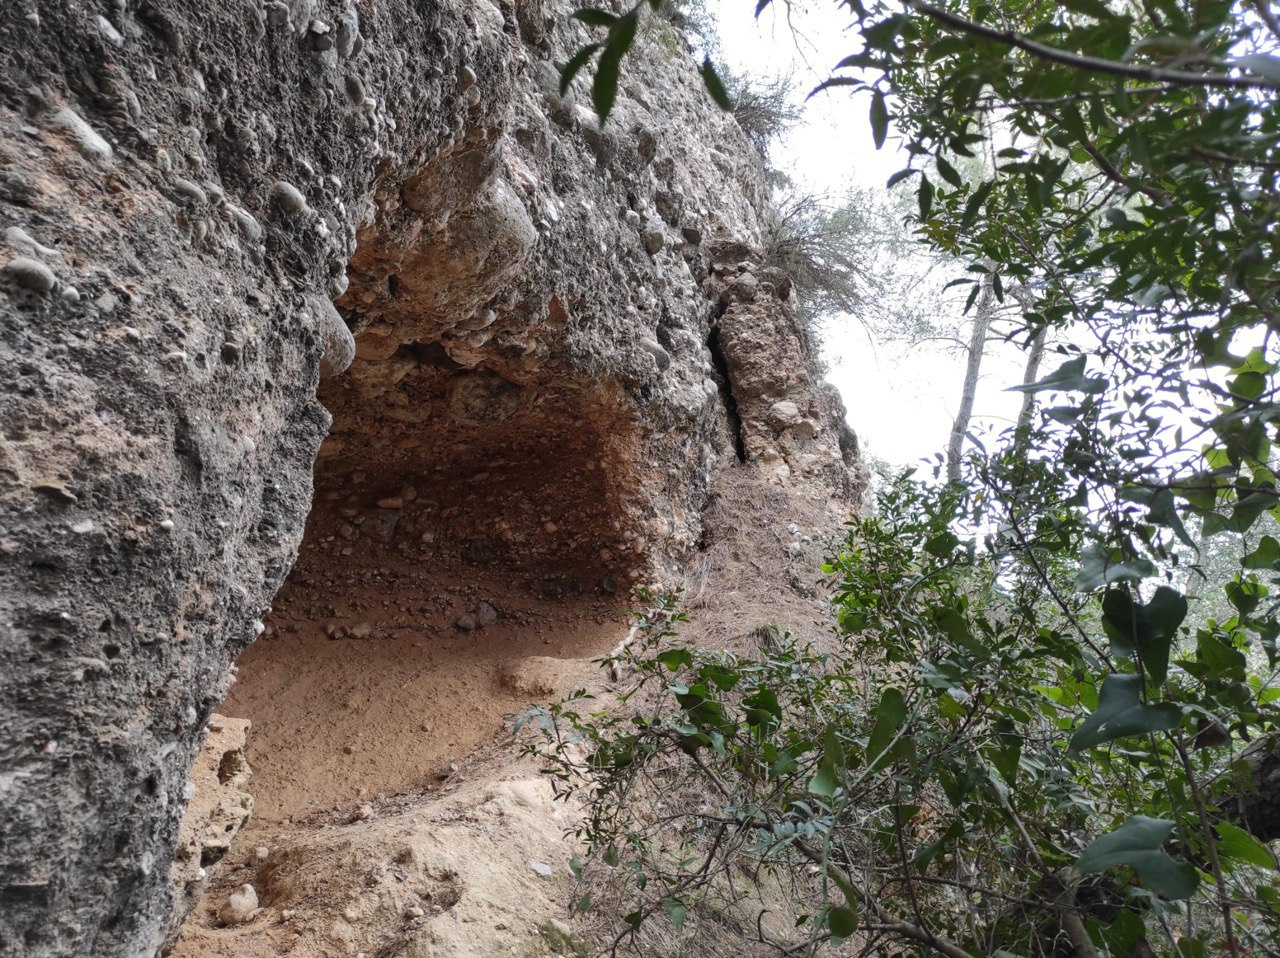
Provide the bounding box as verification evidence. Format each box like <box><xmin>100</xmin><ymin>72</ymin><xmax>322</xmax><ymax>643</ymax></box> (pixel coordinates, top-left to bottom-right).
<box><xmin>709</xmin><ymin>0</ymin><xmax>1028</xmax><ymax>467</ymax></box>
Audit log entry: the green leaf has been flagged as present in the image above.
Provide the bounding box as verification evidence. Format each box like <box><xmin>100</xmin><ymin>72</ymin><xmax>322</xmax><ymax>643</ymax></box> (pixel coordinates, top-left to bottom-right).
<box><xmin>1226</xmin><ymin>577</ymin><xmax>1263</xmax><ymax>616</ymax></box>
<box><xmin>1242</xmin><ymin>535</ymin><xmax>1280</xmax><ymax>570</ymax></box>
<box><xmin>571</xmin><ymin>9</ymin><xmax>617</xmax><ymax>27</ymax></box>
<box><xmin>591</xmin><ymin>13</ymin><xmax>638</xmax><ymax>122</ymax></box>
<box><xmin>657</xmin><ymin>648</ymin><xmax>692</xmax><ymax>672</ymax></box>
<box><xmin>1076</xmin><ymin>816</ymin><xmax>1199</xmax><ymax>899</ymax></box>
<box><xmin>1070</xmin><ymin>675</ymin><xmax>1181</xmax><ymax>750</ymax></box>
<box><xmin>925</xmin><ymin>530</ymin><xmax>959</xmax><ymax>557</ymax></box>
<box><xmin>918</xmin><ymin>176</ymin><xmax>934</xmax><ymax>219</ymax></box>
<box><xmin>828</xmin><ymin>905</ymin><xmax>858</xmax><ymax>943</ymax></box>
<box><xmin>866</xmin><ymin>687</ymin><xmax>908</xmax><ymax>769</ymax></box>
<box><xmin>661</xmin><ymin>897</ymin><xmax>688</xmax><ymax>931</ymax></box>
<box><xmin>935</xmin><ymin>154</ymin><xmax>962</xmax><ymax>187</ymax></box>
<box><xmin>808</xmin><ymin>757</ymin><xmax>839</xmax><ymax>797</ymax></box>
<box><xmin>1075</xmin><ymin>545</ymin><xmax>1157</xmax><ymax>591</ymax></box>
<box><xmin>1215</xmin><ymin>822</ymin><xmax>1276</xmax><ymax>871</ymax></box>
<box><xmin>559</xmin><ymin>44</ymin><xmax>601</xmax><ymax>96</ymax></box>
<box><xmin>700</xmin><ymin>58</ymin><xmax>732</xmax><ymax>111</ymax></box>
<box><xmin>1009</xmin><ymin>356</ymin><xmax>1106</xmax><ymax>395</ymax></box>
<box><xmin>886</xmin><ymin>167</ymin><xmax>919</xmax><ymax>189</ymax></box>
<box><xmin>1060</xmin><ymin>0</ymin><xmax>1115</xmax><ymax>17</ymax></box>
<box><xmin>1100</xmin><ymin>587</ymin><xmax>1185</xmax><ymax>685</ymax></box>
<box><xmin>809</xmin><ymin>726</ymin><xmax>846</xmax><ymax>796</ymax></box>
<box><xmin>869</xmin><ymin>89</ymin><xmax>888</xmax><ymax>150</ymax></box>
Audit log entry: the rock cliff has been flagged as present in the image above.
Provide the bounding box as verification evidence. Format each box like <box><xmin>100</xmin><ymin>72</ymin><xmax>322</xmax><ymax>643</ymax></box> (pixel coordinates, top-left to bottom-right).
<box><xmin>0</xmin><ymin>1</ymin><xmax>860</xmax><ymax>956</ymax></box>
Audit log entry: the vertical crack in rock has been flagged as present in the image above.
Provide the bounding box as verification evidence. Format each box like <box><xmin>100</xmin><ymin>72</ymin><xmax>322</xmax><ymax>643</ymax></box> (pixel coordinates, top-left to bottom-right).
<box><xmin>706</xmin><ymin>324</ymin><xmax>747</xmax><ymax>464</ymax></box>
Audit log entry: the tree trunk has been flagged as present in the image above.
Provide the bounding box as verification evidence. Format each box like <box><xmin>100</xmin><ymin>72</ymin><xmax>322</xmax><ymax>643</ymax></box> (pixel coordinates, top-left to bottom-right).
<box><xmin>1229</xmin><ymin>736</ymin><xmax>1280</xmax><ymax>841</ymax></box>
<box><xmin>1014</xmin><ymin>324</ymin><xmax>1048</xmax><ymax>448</ymax></box>
<box><xmin>946</xmin><ymin>276</ymin><xmax>995</xmax><ymax>484</ymax></box>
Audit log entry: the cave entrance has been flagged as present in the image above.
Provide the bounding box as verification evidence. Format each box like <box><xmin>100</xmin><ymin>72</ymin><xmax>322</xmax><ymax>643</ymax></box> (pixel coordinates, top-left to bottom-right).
<box><xmin>221</xmin><ymin>347</ymin><xmax>640</xmax><ymax>824</ymax></box>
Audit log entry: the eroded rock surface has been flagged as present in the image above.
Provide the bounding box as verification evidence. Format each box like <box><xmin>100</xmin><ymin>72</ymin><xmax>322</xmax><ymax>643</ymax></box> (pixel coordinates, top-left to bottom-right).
<box><xmin>0</xmin><ymin>2</ymin><xmax>860</xmax><ymax>956</ymax></box>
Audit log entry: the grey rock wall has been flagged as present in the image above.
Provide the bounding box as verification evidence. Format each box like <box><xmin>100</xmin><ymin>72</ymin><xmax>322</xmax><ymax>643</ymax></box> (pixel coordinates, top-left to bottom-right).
<box><xmin>0</xmin><ymin>1</ymin><xmax>859</xmax><ymax>955</ymax></box>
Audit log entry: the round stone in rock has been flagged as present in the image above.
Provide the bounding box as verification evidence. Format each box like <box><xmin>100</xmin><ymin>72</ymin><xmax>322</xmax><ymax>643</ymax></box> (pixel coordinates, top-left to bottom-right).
<box><xmin>2</xmin><ymin>257</ymin><xmax>56</xmax><ymax>294</ymax></box>
<box><xmin>455</xmin><ymin>614</ymin><xmax>477</xmax><ymax>632</ymax></box>
<box><xmin>270</xmin><ymin>181</ymin><xmax>307</xmax><ymax>215</ymax></box>
<box><xmin>457</xmin><ymin>64</ymin><xmax>477</xmax><ymax>91</ymax></box>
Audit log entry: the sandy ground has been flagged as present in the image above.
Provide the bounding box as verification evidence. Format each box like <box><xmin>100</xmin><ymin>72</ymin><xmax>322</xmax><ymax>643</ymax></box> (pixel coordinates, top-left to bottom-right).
<box><xmin>227</xmin><ymin>559</ymin><xmax>626</xmax><ymax>822</ymax></box>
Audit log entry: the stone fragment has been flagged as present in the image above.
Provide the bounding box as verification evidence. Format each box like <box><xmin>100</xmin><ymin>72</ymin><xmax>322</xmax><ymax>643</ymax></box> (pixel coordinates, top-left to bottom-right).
<box><xmin>726</xmin><ymin>272</ymin><xmax>758</xmax><ymax>303</ymax></box>
<box><xmin>475</xmin><ymin>602</ymin><xmax>498</xmax><ymax>627</ymax></box>
<box><xmin>530</xmin><ymin>861</ymin><xmax>553</xmax><ymax>878</ymax></box>
<box><xmin>218</xmin><ymin>884</ymin><xmax>258</xmax><ymax>926</ymax></box>
<box><xmin>309</xmin><ymin>20</ymin><xmax>334</xmax><ymax>51</ymax></box>
<box><xmin>2</xmin><ymin>257</ymin><xmax>56</xmax><ymax>294</ymax></box>
<box><xmin>455</xmin><ymin>614</ymin><xmax>476</xmax><ymax>632</ymax></box>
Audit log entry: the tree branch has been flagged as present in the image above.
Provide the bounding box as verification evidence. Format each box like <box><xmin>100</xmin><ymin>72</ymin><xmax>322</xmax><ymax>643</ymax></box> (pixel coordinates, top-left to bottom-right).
<box><xmin>906</xmin><ymin>1</ymin><xmax>1280</xmax><ymax>91</ymax></box>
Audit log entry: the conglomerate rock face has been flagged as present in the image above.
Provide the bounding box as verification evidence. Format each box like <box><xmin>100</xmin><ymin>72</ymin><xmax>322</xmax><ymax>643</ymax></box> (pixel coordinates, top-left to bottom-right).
<box><xmin>0</xmin><ymin>1</ymin><xmax>860</xmax><ymax>955</ymax></box>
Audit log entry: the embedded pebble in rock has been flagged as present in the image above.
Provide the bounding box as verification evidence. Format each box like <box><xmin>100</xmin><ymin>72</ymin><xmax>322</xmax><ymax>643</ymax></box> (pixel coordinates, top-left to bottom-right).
<box><xmin>335</xmin><ymin>15</ymin><xmax>359</xmax><ymax>57</ymax></box>
<box><xmin>353</xmin><ymin>803</ymin><xmax>374</xmax><ymax>821</ymax></box>
<box><xmin>2</xmin><ymin>257</ymin><xmax>57</xmax><ymax>294</ymax></box>
<box><xmin>169</xmin><ymin>178</ymin><xmax>208</xmax><ymax>207</ymax></box>
<box><xmin>454</xmin><ymin>613</ymin><xmax>476</xmax><ymax>632</ymax></box>
<box><xmin>270</xmin><ymin>181</ymin><xmax>308</xmax><ymax>215</ymax></box>
<box><xmin>4</xmin><ymin>226</ymin><xmax>62</xmax><ymax>261</ymax></box>
<box><xmin>530</xmin><ymin>861</ymin><xmax>553</xmax><ymax>878</ymax></box>
<box><xmin>343</xmin><ymin>74</ymin><xmax>366</xmax><ymax>105</ymax></box>
<box><xmin>313</xmin><ymin>295</ymin><xmax>355</xmax><ymax>377</ymax></box>
<box><xmin>217</xmin><ymin>884</ymin><xmax>258</xmax><ymax>926</ymax></box>
<box><xmin>405</xmin><ymin>905</ymin><xmax>425</xmax><ymax>918</ymax></box>
<box><xmin>457</xmin><ymin>64</ymin><xmax>477</xmax><ymax>91</ymax></box>
<box><xmin>254</xmin><ymin>846</ymin><xmax>269</xmax><ymax>862</ymax></box>
<box><xmin>226</xmin><ymin>205</ymin><xmax>263</xmax><ymax>243</ymax></box>
<box><xmin>265</xmin><ymin>1</ymin><xmax>290</xmax><ymax>28</ymax></box>
<box><xmin>641</xmin><ymin>337</ymin><xmax>671</xmax><ymax>372</ymax></box>
<box><xmin>47</xmin><ymin>107</ymin><xmax>114</xmax><ymax>166</ymax></box>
